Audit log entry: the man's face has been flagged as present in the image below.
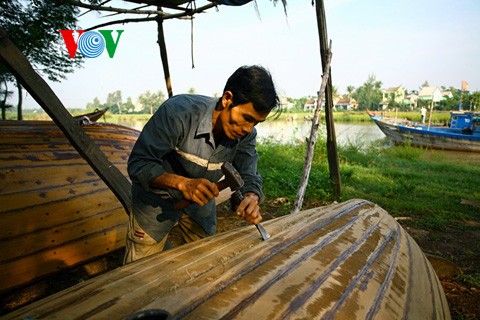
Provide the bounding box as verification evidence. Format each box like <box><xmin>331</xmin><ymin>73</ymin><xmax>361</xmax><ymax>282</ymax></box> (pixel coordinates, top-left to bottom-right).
<box><xmin>220</xmin><ymin>102</ymin><xmax>268</xmax><ymax>140</ymax></box>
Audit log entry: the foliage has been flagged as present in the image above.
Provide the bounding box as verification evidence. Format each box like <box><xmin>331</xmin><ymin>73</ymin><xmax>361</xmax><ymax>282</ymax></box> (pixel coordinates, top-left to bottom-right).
<box><xmin>86</xmin><ymin>97</ymin><xmax>102</xmax><ymax>112</ymax></box>
<box><xmin>0</xmin><ymin>0</ymin><xmax>82</xmax><ymax>81</ymax></box>
<box><xmin>351</xmin><ymin>74</ymin><xmax>383</xmax><ymax>110</ymax></box>
<box><xmin>137</xmin><ymin>91</ymin><xmax>166</xmax><ymax>114</ymax></box>
<box><xmin>105</xmin><ymin>90</ymin><xmax>123</xmax><ymax>114</ymax></box>
<box><xmin>85</xmin><ymin>89</ymin><xmax>166</xmax><ymax>114</ymax></box>
<box><xmin>0</xmin><ymin>0</ymin><xmax>82</xmax><ymax>118</ymax></box>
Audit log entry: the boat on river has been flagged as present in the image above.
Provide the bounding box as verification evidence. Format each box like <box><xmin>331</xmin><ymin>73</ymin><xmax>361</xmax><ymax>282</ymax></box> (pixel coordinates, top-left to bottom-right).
<box><xmin>367</xmin><ymin>110</ymin><xmax>480</xmax><ymax>152</ymax></box>
<box><xmin>0</xmin><ymin>117</ymin><xmax>139</xmax><ymax>293</ymax></box>
<box><xmin>4</xmin><ymin>199</ymin><xmax>450</xmax><ymax>319</ymax></box>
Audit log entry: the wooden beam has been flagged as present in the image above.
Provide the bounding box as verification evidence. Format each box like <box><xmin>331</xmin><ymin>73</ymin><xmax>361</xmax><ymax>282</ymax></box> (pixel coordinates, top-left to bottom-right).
<box><xmin>157</xmin><ymin>13</ymin><xmax>173</xmax><ymax>98</ymax></box>
<box><xmin>0</xmin><ymin>27</ymin><xmax>132</xmax><ymax>214</ymax></box>
<box><xmin>315</xmin><ymin>0</ymin><xmax>342</xmax><ymax>198</ymax></box>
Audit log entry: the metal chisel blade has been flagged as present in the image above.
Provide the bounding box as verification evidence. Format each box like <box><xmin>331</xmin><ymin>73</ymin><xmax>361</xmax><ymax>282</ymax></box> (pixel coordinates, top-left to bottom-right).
<box><xmin>255</xmin><ymin>223</ymin><xmax>270</xmax><ymax>240</ymax></box>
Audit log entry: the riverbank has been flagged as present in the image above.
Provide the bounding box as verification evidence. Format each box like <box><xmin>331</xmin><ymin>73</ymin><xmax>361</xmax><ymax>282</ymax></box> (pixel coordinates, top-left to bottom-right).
<box><xmin>16</xmin><ymin>109</ymin><xmax>453</xmax><ymax>124</ymax></box>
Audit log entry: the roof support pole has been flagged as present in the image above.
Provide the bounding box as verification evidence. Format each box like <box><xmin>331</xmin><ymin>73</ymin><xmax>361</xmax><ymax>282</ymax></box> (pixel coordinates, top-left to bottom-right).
<box><xmin>156</xmin><ymin>11</ymin><xmax>173</xmax><ymax>98</ymax></box>
<box><xmin>315</xmin><ymin>0</ymin><xmax>342</xmax><ymax>199</ymax></box>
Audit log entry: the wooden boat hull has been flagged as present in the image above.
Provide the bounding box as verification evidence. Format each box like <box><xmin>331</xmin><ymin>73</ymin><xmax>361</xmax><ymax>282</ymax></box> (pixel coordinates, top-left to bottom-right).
<box><xmin>368</xmin><ymin>111</ymin><xmax>480</xmax><ymax>152</ymax></box>
<box><xmin>0</xmin><ymin>120</ymin><xmax>139</xmax><ymax>293</ymax></box>
<box><xmin>73</xmin><ymin>107</ymin><xmax>109</xmax><ymax>124</ymax></box>
<box><xmin>4</xmin><ymin>199</ymin><xmax>451</xmax><ymax>320</ymax></box>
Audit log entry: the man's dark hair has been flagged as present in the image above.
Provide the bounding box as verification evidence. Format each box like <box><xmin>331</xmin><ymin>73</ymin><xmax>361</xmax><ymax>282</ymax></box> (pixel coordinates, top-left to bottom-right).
<box><xmin>224</xmin><ymin>65</ymin><xmax>280</xmax><ymax>115</ymax></box>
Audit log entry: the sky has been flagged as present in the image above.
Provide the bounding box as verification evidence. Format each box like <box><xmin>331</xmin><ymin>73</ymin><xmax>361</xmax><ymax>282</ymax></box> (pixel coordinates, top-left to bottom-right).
<box><xmin>14</xmin><ymin>0</ymin><xmax>480</xmax><ymax>109</ymax></box>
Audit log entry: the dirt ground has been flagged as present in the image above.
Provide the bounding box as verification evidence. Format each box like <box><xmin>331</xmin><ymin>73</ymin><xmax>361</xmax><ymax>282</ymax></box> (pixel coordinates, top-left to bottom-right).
<box><xmin>1</xmin><ymin>201</ymin><xmax>479</xmax><ymax>319</ymax></box>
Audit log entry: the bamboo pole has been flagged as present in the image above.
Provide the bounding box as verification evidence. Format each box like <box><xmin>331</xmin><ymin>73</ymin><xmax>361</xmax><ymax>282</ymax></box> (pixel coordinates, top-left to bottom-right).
<box><xmin>315</xmin><ymin>0</ymin><xmax>342</xmax><ymax>199</ymax></box>
<box><xmin>292</xmin><ymin>46</ymin><xmax>332</xmax><ymax>214</ymax></box>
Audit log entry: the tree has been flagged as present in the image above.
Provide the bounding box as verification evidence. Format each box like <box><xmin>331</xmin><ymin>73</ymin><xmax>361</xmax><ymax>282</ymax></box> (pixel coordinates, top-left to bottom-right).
<box><xmin>352</xmin><ymin>74</ymin><xmax>383</xmax><ymax>110</ymax></box>
<box><xmin>0</xmin><ymin>0</ymin><xmax>83</xmax><ymax>119</ymax></box>
<box><xmin>0</xmin><ymin>75</ymin><xmax>14</xmax><ymax>120</ymax></box>
<box><xmin>346</xmin><ymin>85</ymin><xmax>355</xmax><ymax>98</ymax></box>
<box><xmin>105</xmin><ymin>90</ymin><xmax>123</xmax><ymax>114</ymax></box>
<box><xmin>86</xmin><ymin>97</ymin><xmax>103</xmax><ymax>112</ymax></box>
<box><xmin>122</xmin><ymin>97</ymin><xmax>135</xmax><ymax>114</ymax></box>
<box><xmin>137</xmin><ymin>90</ymin><xmax>166</xmax><ymax>114</ymax></box>
<box><xmin>420</xmin><ymin>81</ymin><xmax>430</xmax><ymax>89</ymax></box>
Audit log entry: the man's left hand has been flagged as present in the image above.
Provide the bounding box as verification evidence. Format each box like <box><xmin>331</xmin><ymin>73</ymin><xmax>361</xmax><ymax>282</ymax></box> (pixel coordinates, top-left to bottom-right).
<box><xmin>235</xmin><ymin>192</ymin><xmax>262</xmax><ymax>224</ymax></box>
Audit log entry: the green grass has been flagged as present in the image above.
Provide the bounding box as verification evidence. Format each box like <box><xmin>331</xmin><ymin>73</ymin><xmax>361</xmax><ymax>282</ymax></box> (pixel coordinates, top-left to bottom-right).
<box><xmin>258</xmin><ymin>137</ymin><xmax>480</xmax><ymax>229</ymax></box>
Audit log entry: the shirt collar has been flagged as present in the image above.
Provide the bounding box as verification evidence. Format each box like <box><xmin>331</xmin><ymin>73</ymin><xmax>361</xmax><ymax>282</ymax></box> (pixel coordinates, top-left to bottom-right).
<box><xmin>196</xmin><ymin>98</ymin><xmax>217</xmax><ymax>137</ymax></box>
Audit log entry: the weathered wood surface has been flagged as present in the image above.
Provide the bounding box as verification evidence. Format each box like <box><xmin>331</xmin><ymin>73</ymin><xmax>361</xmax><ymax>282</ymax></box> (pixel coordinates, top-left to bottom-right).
<box><xmin>4</xmin><ymin>199</ymin><xmax>450</xmax><ymax>320</ymax></box>
<box><xmin>0</xmin><ymin>121</ymin><xmax>139</xmax><ymax>293</ymax></box>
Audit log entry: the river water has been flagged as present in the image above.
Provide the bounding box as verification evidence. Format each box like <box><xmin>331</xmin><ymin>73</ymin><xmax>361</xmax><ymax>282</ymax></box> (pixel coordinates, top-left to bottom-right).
<box><xmin>115</xmin><ymin>118</ymin><xmax>386</xmax><ymax>147</ymax></box>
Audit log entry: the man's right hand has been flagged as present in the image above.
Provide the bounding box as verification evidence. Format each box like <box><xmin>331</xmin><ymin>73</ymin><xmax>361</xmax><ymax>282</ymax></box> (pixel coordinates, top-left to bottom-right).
<box><xmin>177</xmin><ymin>178</ymin><xmax>219</xmax><ymax>206</ymax></box>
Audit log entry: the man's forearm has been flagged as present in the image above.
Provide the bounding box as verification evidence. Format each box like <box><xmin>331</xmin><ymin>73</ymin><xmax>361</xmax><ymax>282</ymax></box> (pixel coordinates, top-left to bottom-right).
<box><xmin>149</xmin><ymin>173</ymin><xmax>189</xmax><ymax>192</ymax></box>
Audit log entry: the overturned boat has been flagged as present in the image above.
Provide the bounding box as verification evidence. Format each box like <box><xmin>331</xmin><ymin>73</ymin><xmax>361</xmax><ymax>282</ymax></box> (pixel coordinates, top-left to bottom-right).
<box><xmin>4</xmin><ymin>199</ymin><xmax>450</xmax><ymax>320</ymax></box>
<box><xmin>0</xmin><ymin>119</ymin><xmax>139</xmax><ymax>293</ymax></box>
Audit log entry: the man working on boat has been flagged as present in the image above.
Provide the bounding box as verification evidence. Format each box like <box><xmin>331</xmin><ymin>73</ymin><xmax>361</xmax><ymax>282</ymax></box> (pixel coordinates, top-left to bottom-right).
<box><xmin>124</xmin><ymin>65</ymin><xmax>279</xmax><ymax>263</ymax></box>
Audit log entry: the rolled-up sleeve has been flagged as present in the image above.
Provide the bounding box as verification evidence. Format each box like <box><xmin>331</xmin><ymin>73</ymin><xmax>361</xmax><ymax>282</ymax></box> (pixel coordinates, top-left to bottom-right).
<box><xmin>233</xmin><ymin>129</ymin><xmax>264</xmax><ymax>203</ymax></box>
<box><xmin>127</xmin><ymin>102</ymin><xmax>183</xmax><ymax>192</ymax></box>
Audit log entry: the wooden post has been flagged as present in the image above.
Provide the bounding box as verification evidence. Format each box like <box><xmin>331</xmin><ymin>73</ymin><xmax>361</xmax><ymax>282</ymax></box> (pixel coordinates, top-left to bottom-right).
<box><xmin>427</xmin><ymin>98</ymin><xmax>434</xmax><ymax>130</ymax></box>
<box><xmin>315</xmin><ymin>0</ymin><xmax>341</xmax><ymax>199</ymax></box>
<box><xmin>157</xmin><ymin>12</ymin><xmax>173</xmax><ymax>98</ymax></box>
<box><xmin>0</xmin><ymin>27</ymin><xmax>132</xmax><ymax>214</ymax></box>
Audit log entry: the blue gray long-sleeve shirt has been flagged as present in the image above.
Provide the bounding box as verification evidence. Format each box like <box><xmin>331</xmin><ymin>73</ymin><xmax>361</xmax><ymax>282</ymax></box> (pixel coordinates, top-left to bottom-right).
<box><xmin>127</xmin><ymin>94</ymin><xmax>264</xmax><ymax>207</ymax></box>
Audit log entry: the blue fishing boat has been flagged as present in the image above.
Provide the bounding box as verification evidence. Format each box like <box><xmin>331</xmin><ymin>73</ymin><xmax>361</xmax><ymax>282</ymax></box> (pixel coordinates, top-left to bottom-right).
<box><xmin>367</xmin><ymin>110</ymin><xmax>480</xmax><ymax>152</ymax></box>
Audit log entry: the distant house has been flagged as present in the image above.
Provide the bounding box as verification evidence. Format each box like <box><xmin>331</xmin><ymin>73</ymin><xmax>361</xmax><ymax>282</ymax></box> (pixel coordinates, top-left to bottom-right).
<box><xmin>418</xmin><ymin>86</ymin><xmax>443</xmax><ymax>103</ymax></box>
<box><xmin>380</xmin><ymin>86</ymin><xmax>406</xmax><ymax>110</ymax></box>
<box><xmin>304</xmin><ymin>96</ymin><xmax>340</xmax><ymax>111</ymax></box>
<box><xmin>278</xmin><ymin>96</ymin><xmax>294</xmax><ymax>110</ymax></box>
<box><xmin>304</xmin><ymin>98</ymin><xmax>317</xmax><ymax>111</ymax></box>
<box><xmin>335</xmin><ymin>98</ymin><xmax>358</xmax><ymax>111</ymax></box>
<box><xmin>404</xmin><ymin>94</ymin><xmax>418</xmax><ymax>109</ymax></box>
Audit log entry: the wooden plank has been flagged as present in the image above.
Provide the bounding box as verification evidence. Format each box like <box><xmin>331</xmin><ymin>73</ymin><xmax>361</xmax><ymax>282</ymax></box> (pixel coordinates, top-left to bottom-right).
<box><xmin>0</xmin><ymin>152</ymin><xmax>130</xmax><ymax>169</ymax></box>
<box><xmin>0</xmin><ymin>225</ymin><xmax>126</xmax><ymax>292</ymax></box>
<box><xmin>0</xmin><ymin>180</ymin><xmax>117</xmax><ymax>213</ymax></box>
<box><xmin>1</xmin><ymin>187</ymin><xmax>122</xmax><ymax>237</ymax></box>
<box><xmin>0</xmin><ymin>208</ymin><xmax>127</xmax><ymax>262</ymax></box>
<box><xmin>0</xmin><ymin>165</ymin><xmax>126</xmax><ymax>195</ymax></box>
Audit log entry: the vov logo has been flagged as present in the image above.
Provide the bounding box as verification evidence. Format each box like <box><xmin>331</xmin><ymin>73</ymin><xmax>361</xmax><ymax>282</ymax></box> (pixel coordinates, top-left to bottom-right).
<box><xmin>59</xmin><ymin>30</ymin><xmax>124</xmax><ymax>58</ymax></box>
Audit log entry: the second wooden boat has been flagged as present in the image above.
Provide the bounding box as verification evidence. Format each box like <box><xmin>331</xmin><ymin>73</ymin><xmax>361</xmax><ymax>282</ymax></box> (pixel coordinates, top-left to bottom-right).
<box><xmin>0</xmin><ymin>120</ymin><xmax>139</xmax><ymax>293</ymax></box>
